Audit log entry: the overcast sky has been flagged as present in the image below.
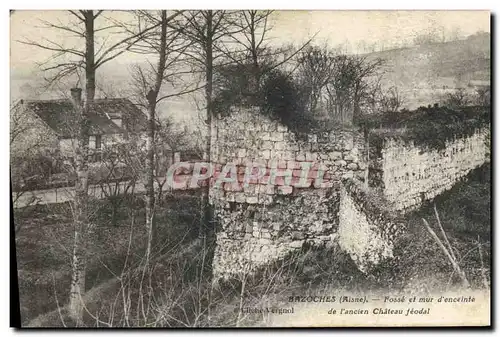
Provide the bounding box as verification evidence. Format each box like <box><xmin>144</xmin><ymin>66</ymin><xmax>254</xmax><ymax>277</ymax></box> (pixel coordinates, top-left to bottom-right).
<box><xmin>11</xmin><ymin>10</ymin><xmax>490</xmax><ymax>70</ymax></box>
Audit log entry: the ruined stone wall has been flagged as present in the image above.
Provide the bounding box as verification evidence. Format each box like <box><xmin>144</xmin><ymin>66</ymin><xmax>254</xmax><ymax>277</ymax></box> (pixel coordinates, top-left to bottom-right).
<box><xmin>376</xmin><ymin>127</ymin><xmax>490</xmax><ymax>212</ymax></box>
<box><xmin>210</xmin><ymin>107</ymin><xmax>365</xmax><ymax>279</ymax></box>
<box><xmin>209</xmin><ymin>107</ymin><xmax>490</xmax><ymax>279</ymax></box>
<box><xmin>338</xmin><ymin>178</ymin><xmax>403</xmax><ymax>272</ymax></box>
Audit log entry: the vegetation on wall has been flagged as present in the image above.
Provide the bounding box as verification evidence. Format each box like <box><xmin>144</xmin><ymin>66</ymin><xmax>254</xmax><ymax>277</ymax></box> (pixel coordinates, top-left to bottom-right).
<box><xmin>361</xmin><ymin>105</ymin><xmax>490</xmax><ymax>151</ymax></box>
<box><xmin>258</xmin><ymin>70</ymin><xmax>319</xmax><ymax>134</ymax></box>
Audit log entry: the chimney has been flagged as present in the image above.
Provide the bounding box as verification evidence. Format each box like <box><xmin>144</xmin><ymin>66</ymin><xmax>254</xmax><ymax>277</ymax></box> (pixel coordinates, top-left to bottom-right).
<box><xmin>70</xmin><ymin>88</ymin><xmax>82</xmax><ymax>106</ymax></box>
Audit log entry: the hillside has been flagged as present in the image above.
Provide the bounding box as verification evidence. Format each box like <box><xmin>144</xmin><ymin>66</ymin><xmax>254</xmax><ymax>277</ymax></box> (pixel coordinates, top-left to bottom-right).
<box><xmin>364</xmin><ymin>32</ymin><xmax>490</xmax><ymax>109</ymax></box>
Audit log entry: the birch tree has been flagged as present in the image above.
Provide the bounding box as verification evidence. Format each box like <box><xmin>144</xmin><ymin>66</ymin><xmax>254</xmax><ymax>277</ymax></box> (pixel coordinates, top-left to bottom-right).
<box><xmin>177</xmin><ymin>10</ymin><xmax>237</xmax><ymax>237</ymax></box>
<box><xmin>124</xmin><ymin>10</ymin><xmax>199</xmax><ymax>260</ymax></box>
<box><xmin>20</xmin><ymin>10</ymin><xmax>157</xmax><ymax>323</ymax></box>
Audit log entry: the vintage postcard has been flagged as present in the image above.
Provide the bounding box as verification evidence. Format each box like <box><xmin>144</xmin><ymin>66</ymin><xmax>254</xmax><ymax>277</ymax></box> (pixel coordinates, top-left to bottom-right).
<box><xmin>10</xmin><ymin>10</ymin><xmax>491</xmax><ymax>327</ymax></box>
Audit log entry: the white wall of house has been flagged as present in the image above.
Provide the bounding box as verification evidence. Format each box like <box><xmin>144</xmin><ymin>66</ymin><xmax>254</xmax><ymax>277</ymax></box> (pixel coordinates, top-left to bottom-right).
<box><xmin>59</xmin><ymin>133</ymin><xmax>129</xmax><ymax>157</ymax></box>
<box><xmin>59</xmin><ymin>138</ymin><xmax>77</xmax><ymax>157</ymax></box>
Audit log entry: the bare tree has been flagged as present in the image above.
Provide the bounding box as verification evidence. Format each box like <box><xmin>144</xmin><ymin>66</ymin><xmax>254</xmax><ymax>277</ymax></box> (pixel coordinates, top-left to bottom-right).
<box><xmin>296</xmin><ymin>45</ymin><xmax>335</xmax><ymax>113</ymax></box>
<box><xmin>325</xmin><ymin>55</ymin><xmax>358</xmax><ymax>124</ymax></box>
<box><xmin>94</xmin><ymin>145</ymin><xmax>138</xmax><ymax>227</ymax></box>
<box><xmin>221</xmin><ymin>11</ymin><xmax>315</xmax><ymax>101</ymax></box>
<box><xmin>379</xmin><ymin>86</ymin><xmax>405</xmax><ymax>113</ymax></box>
<box><xmin>225</xmin><ymin>10</ymin><xmax>274</xmax><ymax>95</ymax></box>
<box><xmin>321</xmin><ymin>53</ymin><xmax>384</xmax><ymax>124</ymax></box>
<box><xmin>19</xmin><ymin>11</ymin><xmax>161</xmax><ymax>94</ymax></box>
<box><xmin>474</xmin><ymin>86</ymin><xmax>491</xmax><ymax>107</ymax></box>
<box><xmin>351</xmin><ymin>57</ymin><xmax>385</xmax><ymax>121</ymax></box>
<box><xmin>123</xmin><ymin>10</ymin><xmax>200</xmax><ymax>261</ymax></box>
<box><xmin>177</xmin><ymin>10</ymin><xmax>237</xmax><ymax>237</ymax></box>
<box><xmin>20</xmin><ymin>10</ymin><xmax>157</xmax><ymax>323</ymax></box>
<box><xmin>443</xmin><ymin>87</ymin><xmax>471</xmax><ymax>109</ymax></box>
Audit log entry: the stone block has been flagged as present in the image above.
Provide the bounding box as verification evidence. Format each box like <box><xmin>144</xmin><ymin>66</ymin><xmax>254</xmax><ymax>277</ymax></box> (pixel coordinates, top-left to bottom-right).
<box><xmin>275</xmin><ymin>141</ymin><xmax>286</xmax><ymax>151</ymax></box>
<box><xmin>335</xmin><ymin>160</ymin><xmax>347</xmax><ymax>167</ymax></box>
<box><xmin>247</xmin><ymin>196</ymin><xmax>259</xmax><ymax>204</ymax></box>
<box><xmin>277</xmin><ymin>186</ymin><xmax>293</xmax><ymax>195</ymax></box>
<box><xmin>262</xmin><ymin>232</ymin><xmax>272</xmax><ymax>239</ymax></box>
<box><xmin>344</xmin><ymin>154</ymin><xmax>358</xmax><ymax>162</ymax></box>
<box><xmin>264</xmin><ymin>185</ymin><xmax>275</xmax><ymax>195</ymax></box>
<box><xmin>277</xmin><ymin>124</ymin><xmax>288</xmax><ymax>132</ymax></box>
<box><xmin>289</xmin><ymin>240</ymin><xmax>303</xmax><ymax>248</ymax></box>
<box><xmin>347</xmin><ymin>163</ymin><xmax>358</xmax><ymax>170</ymax></box>
<box><xmin>308</xmin><ymin>134</ymin><xmax>318</xmax><ymax>142</ymax></box>
<box><xmin>329</xmin><ymin>151</ymin><xmax>342</xmax><ymax>160</ymax></box>
<box><xmin>305</xmin><ymin>152</ymin><xmax>317</xmax><ymax>161</ymax></box>
<box><xmin>282</xmin><ymin>151</ymin><xmax>295</xmax><ymax>161</ymax></box>
<box><xmin>270</xmin><ymin>133</ymin><xmax>284</xmax><ymax>142</ymax></box>
<box><xmin>262</xmin><ymin>141</ymin><xmax>274</xmax><ymax>150</ymax></box>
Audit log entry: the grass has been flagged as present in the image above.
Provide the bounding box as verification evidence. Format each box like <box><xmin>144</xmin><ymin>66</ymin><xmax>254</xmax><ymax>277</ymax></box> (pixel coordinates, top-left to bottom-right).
<box><xmin>14</xmin><ymin>191</ymin><xmax>201</xmax><ymax>326</ymax></box>
<box><xmin>370</xmin><ymin>163</ymin><xmax>491</xmax><ymax>293</ymax></box>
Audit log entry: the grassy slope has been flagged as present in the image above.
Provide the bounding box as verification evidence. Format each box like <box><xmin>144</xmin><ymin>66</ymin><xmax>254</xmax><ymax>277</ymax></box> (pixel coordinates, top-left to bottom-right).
<box><xmin>15</xmin><ymin>192</ymin><xmax>200</xmax><ymax>326</ymax></box>
<box><xmin>364</xmin><ymin>33</ymin><xmax>490</xmax><ymax>109</ymax></box>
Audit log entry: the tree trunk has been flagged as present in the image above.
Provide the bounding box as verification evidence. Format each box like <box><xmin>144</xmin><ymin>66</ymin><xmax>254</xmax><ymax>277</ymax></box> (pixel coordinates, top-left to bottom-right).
<box><xmin>249</xmin><ymin>12</ymin><xmax>259</xmax><ymax>101</ymax></box>
<box><xmin>199</xmin><ymin>11</ymin><xmax>213</xmax><ymax>239</ymax></box>
<box><xmin>145</xmin><ymin>10</ymin><xmax>167</xmax><ymax>261</ymax></box>
<box><xmin>84</xmin><ymin>12</ymin><xmax>96</xmax><ymax>102</ymax></box>
<box><xmin>145</xmin><ymin>101</ymin><xmax>156</xmax><ymax>260</ymax></box>
<box><xmin>364</xmin><ymin>127</ymin><xmax>369</xmax><ymax>189</ymax></box>
<box><xmin>69</xmin><ymin>10</ymin><xmax>94</xmax><ymax>324</ymax></box>
<box><xmin>353</xmin><ymin>84</ymin><xmax>360</xmax><ymax>123</ymax></box>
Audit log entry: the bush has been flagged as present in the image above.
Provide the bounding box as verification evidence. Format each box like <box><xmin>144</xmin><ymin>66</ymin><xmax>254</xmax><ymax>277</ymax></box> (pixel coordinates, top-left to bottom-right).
<box><xmin>360</xmin><ymin>105</ymin><xmax>490</xmax><ymax>151</ymax></box>
<box><xmin>259</xmin><ymin>70</ymin><xmax>317</xmax><ymax>134</ymax></box>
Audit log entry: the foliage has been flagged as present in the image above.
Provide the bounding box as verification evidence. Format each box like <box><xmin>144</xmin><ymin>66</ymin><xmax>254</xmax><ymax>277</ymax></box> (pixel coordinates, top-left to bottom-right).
<box><xmin>259</xmin><ymin>69</ymin><xmax>318</xmax><ymax>134</ymax></box>
<box><xmin>378</xmin><ymin>86</ymin><xmax>405</xmax><ymax>114</ymax></box>
<box><xmin>474</xmin><ymin>86</ymin><xmax>491</xmax><ymax>107</ymax></box>
<box><xmin>11</xmin><ymin>151</ymin><xmax>66</xmax><ymax>191</ymax></box>
<box><xmin>360</xmin><ymin>105</ymin><xmax>490</xmax><ymax>151</ymax></box>
<box><xmin>427</xmin><ymin>164</ymin><xmax>491</xmax><ymax>238</ymax></box>
<box><xmin>295</xmin><ymin>46</ymin><xmax>385</xmax><ymax>123</ymax></box>
<box><xmin>442</xmin><ymin>88</ymin><xmax>471</xmax><ymax>109</ymax></box>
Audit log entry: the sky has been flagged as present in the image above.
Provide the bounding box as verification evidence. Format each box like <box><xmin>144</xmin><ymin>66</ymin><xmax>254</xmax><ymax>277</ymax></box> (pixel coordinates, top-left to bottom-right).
<box><xmin>9</xmin><ymin>10</ymin><xmax>491</xmax><ymax>123</ymax></box>
<box><xmin>11</xmin><ymin>10</ymin><xmax>490</xmax><ymax>69</ymax></box>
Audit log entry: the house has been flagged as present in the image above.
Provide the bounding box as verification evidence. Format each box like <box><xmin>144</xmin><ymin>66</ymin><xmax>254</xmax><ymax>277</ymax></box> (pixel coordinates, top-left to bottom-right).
<box><xmin>10</xmin><ymin>88</ymin><xmax>148</xmax><ymax>160</ymax></box>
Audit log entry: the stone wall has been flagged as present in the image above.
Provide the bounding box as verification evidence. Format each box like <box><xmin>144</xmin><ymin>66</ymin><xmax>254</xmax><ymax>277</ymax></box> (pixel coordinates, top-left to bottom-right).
<box><xmin>209</xmin><ymin>107</ymin><xmax>490</xmax><ymax>279</ymax></box>
<box><xmin>338</xmin><ymin>178</ymin><xmax>404</xmax><ymax>272</ymax></box>
<box><xmin>210</xmin><ymin>107</ymin><xmax>365</xmax><ymax>279</ymax></box>
<box><xmin>373</xmin><ymin>127</ymin><xmax>490</xmax><ymax>212</ymax></box>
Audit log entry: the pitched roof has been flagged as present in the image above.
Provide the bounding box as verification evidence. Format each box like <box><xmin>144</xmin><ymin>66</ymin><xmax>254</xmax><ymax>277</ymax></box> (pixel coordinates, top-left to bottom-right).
<box><xmin>21</xmin><ymin>98</ymin><xmax>148</xmax><ymax>137</ymax></box>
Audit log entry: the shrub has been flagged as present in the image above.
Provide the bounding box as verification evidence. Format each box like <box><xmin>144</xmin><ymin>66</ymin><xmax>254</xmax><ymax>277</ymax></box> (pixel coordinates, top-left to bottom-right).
<box><xmin>259</xmin><ymin>70</ymin><xmax>317</xmax><ymax>134</ymax></box>
<box><xmin>360</xmin><ymin>105</ymin><xmax>490</xmax><ymax>151</ymax></box>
